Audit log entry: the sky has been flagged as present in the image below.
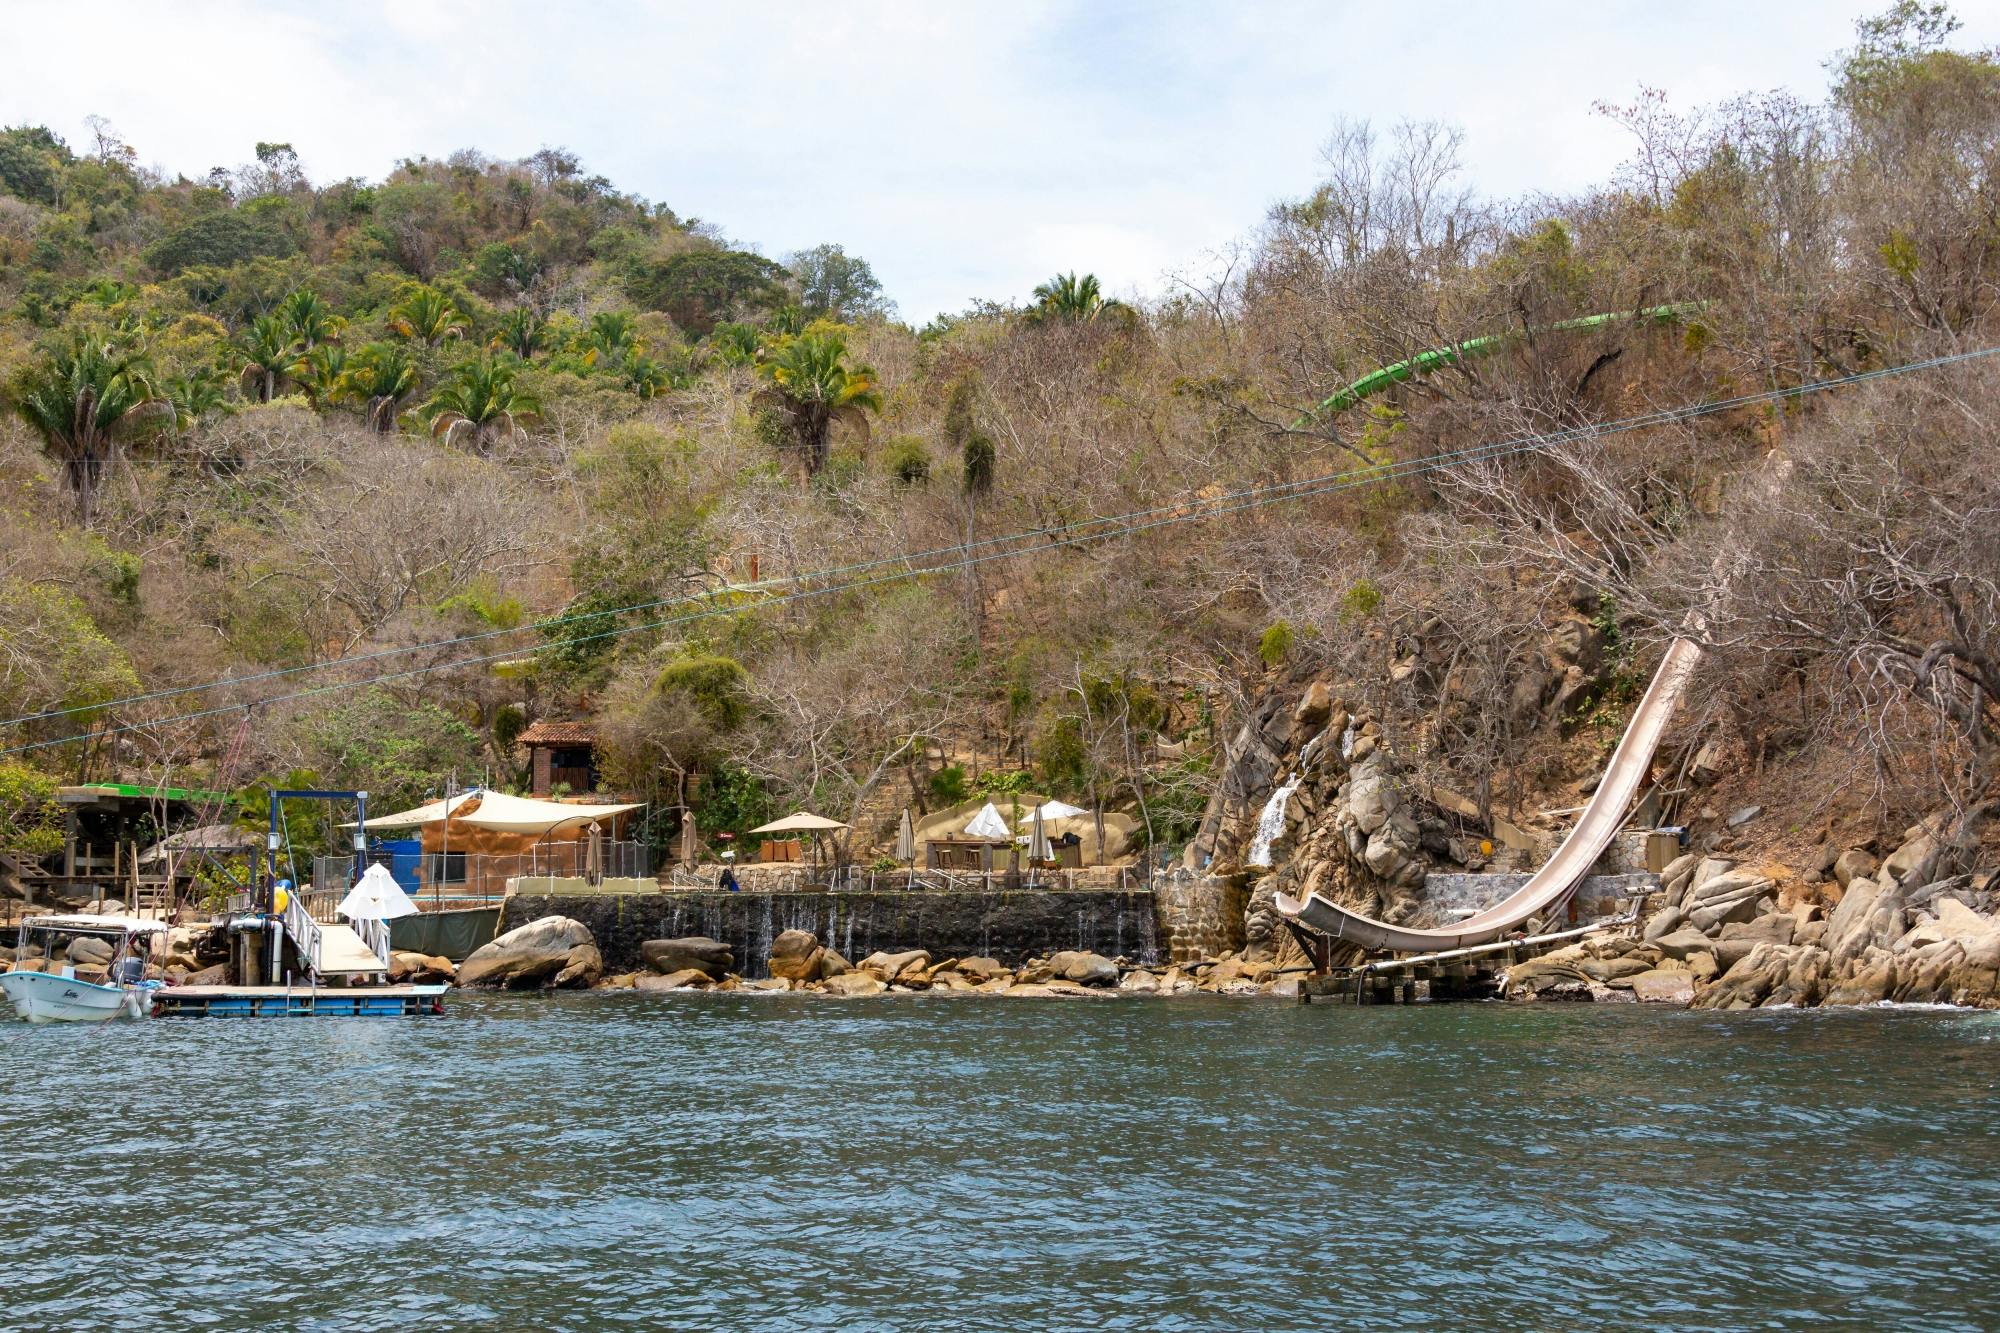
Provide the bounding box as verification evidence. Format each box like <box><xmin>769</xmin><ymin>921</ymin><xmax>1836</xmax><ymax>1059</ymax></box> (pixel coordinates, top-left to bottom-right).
<box><xmin>6</xmin><ymin>0</ymin><xmax>2000</xmax><ymax>323</ymax></box>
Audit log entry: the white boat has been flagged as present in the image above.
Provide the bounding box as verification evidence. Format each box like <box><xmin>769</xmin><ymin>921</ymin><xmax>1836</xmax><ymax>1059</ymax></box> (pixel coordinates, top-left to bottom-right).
<box><xmin>1</xmin><ymin>913</ymin><xmax>169</xmax><ymax>1024</ymax></box>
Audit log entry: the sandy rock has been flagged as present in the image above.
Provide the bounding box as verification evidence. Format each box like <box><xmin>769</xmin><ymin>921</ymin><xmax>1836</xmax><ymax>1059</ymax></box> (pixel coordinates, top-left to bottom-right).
<box><xmin>1580</xmin><ymin>956</ymin><xmax>1653</xmax><ymax>983</ymax></box>
<box><xmin>1823</xmin><ymin>946</ymin><xmax>1898</xmax><ymax>1005</ymax></box>
<box><xmin>1003</xmin><ymin>983</ymin><xmax>1058</xmax><ymax>998</ymax></box>
<box><xmin>1630</xmin><ymin>970</ymin><xmax>1696</xmax><ymax>1005</ymax></box>
<box><xmin>1294</xmin><ymin>681</ymin><xmax>1333</xmax><ymax>728</ymax></box>
<box><xmin>823</xmin><ymin>972</ymin><xmax>886</xmax><ymax>997</ymax></box>
<box><xmin>597</xmin><ymin>972</ymin><xmax>639</xmax><ymax>989</ymax></box>
<box><xmin>1504</xmin><ymin>958</ymin><xmax>1593</xmax><ymax>996</ymax></box>
<box><xmin>183</xmin><ymin>964</ymin><xmax>228</xmax><ymax>986</ymax></box>
<box><xmin>642</xmin><ymin>937</ymin><xmax>734</xmax><ymax>978</ymax></box>
<box><xmin>553</xmin><ymin>944</ymin><xmax>603</xmax><ymax>989</ymax></box>
<box><xmin>1653</xmin><ymin>928</ymin><xmax>1717</xmax><ymax>961</ymax></box>
<box><xmin>1045</xmin><ymin>950</ymin><xmax>1120</xmax><ymax>987</ymax></box>
<box><xmin>1268</xmin><ymin>975</ymin><xmax>1303</xmax><ymax>999</ymax></box>
<box><xmin>1695</xmin><ymin>943</ymin><xmax>1827</xmax><ymax>1009</ymax></box>
<box><xmin>1720</xmin><ymin>913</ymin><xmax>1796</xmax><ymax>948</ymax></box>
<box><xmin>1642</xmin><ymin>906</ymin><xmax>1686</xmax><ymax>942</ymax></box>
<box><xmin>1043</xmin><ymin>980</ymin><xmax>1119</xmax><ymax>999</ymax></box>
<box><xmin>858</xmin><ymin>948</ymin><xmax>930</xmax><ymax>982</ymax></box>
<box><xmin>64</xmin><ymin>937</ymin><xmax>114</xmax><ymax>967</ymax></box>
<box><xmin>1881</xmin><ymin>831</ymin><xmax>1936</xmax><ymax>886</ymax></box>
<box><xmin>1687</xmin><ymin>872</ymin><xmax>1774</xmax><ymax>932</ymax></box>
<box><xmin>1347</xmin><ymin>771</ymin><xmax>1396</xmax><ymax>834</ymax></box>
<box><xmin>1661</xmin><ymin>854</ymin><xmax>1699</xmax><ymax>900</ymax></box>
<box><xmin>951</xmin><ymin>956</ymin><xmax>1009</xmax><ymax>982</ymax></box>
<box><xmin>634</xmin><ymin>968</ymin><xmax>709</xmax><ymax>992</ymax></box>
<box><xmin>766</xmin><ymin>929</ymin><xmax>824</xmax><ymax>982</ymax></box>
<box><xmin>1119</xmin><ymin>970</ymin><xmax>1160</xmax><ymax>994</ymax></box>
<box><xmin>460</xmin><ymin>916</ymin><xmax>599</xmax><ymax>989</ymax></box>
<box><xmin>1831</xmin><ymin>848</ymin><xmax>1878</xmax><ymax>889</ymax></box>
<box><xmin>1825</xmin><ymin>877</ymin><xmax>1906</xmax><ymax>968</ymax></box>
<box><xmin>389</xmin><ymin>951</ymin><xmax>456</xmax><ymax>984</ymax></box>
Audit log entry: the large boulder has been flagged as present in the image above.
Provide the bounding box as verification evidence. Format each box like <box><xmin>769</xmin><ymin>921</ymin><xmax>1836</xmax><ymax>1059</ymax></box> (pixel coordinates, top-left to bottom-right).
<box><xmin>1825</xmin><ymin>877</ymin><xmax>1906</xmax><ymax>968</ymax></box>
<box><xmin>1045</xmin><ymin>950</ymin><xmax>1119</xmax><ymax>987</ymax></box>
<box><xmin>641</xmin><ymin>937</ymin><xmax>734</xmax><ymax>979</ymax></box>
<box><xmin>1832</xmin><ymin>848</ymin><xmax>1877</xmax><ymax>889</ymax></box>
<box><xmin>1654</xmin><ymin>928</ymin><xmax>1718</xmax><ymax>962</ymax></box>
<box><xmin>1686</xmin><ymin>871</ymin><xmax>1773</xmax><ymax>932</ymax></box>
<box><xmin>66</xmin><ymin>937</ymin><xmax>114</xmax><ymax>967</ymax></box>
<box><xmin>1694</xmin><ymin>943</ymin><xmax>1828</xmax><ymax>1010</ymax></box>
<box><xmin>388</xmin><ymin>951</ymin><xmax>456</xmax><ymax>985</ymax></box>
<box><xmin>766</xmin><ymin>929</ymin><xmax>824</xmax><ymax>982</ymax></box>
<box><xmin>823</xmin><ymin>972</ymin><xmax>886</xmax><ymax>997</ymax></box>
<box><xmin>1629</xmin><ymin>969</ymin><xmax>1696</xmax><ymax>1005</ymax></box>
<box><xmin>459</xmin><ymin>915</ymin><xmax>599</xmax><ymax>989</ymax></box>
<box><xmin>636</xmin><ymin>968</ymin><xmax>711</xmax><ymax>992</ymax></box>
<box><xmin>858</xmin><ymin>949</ymin><xmax>930</xmax><ymax>982</ymax></box>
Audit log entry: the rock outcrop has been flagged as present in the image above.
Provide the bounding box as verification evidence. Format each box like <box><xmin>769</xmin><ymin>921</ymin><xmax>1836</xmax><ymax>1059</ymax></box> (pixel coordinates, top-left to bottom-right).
<box><xmin>459</xmin><ymin>915</ymin><xmax>601</xmax><ymax>989</ymax></box>
<box><xmin>640</xmin><ymin>937</ymin><xmax>734</xmax><ymax>978</ymax></box>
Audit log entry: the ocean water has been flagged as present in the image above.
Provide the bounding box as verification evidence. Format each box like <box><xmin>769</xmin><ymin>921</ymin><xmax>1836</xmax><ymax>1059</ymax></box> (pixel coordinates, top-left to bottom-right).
<box><xmin>2</xmin><ymin>994</ymin><xmax>1997</xmax><ymax>1331</ymax></box>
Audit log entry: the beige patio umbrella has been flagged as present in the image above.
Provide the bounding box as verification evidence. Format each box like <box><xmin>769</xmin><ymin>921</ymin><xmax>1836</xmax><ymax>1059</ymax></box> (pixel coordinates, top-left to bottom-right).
<box><xmin>894</xmin><ymin>809</ymin><xmax>916</xmax><ymax>865</ymax></box>
<box><xmin>751</xmin><ymin>812</ymin><xmax>850</xmax><ymax>869</ymax></box>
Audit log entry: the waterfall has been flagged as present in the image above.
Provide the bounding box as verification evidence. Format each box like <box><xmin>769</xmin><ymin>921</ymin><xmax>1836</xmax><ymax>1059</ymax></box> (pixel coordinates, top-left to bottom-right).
<box><xmin>1247</xmin><ymin>773</ymin><xmax>1302</xmax><ymax>868</ymax></box>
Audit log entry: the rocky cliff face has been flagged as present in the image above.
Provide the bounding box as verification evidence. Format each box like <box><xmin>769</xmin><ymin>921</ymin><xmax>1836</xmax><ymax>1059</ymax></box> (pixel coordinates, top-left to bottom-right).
<box><xmin>1178</xmin><ymin>678</ymin><xmax>1500</xmax><ymax>962</ymax></box>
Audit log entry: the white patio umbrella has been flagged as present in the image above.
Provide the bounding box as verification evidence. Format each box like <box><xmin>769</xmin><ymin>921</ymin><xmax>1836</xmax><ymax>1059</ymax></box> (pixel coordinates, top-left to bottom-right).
<box><xmin>1016</xmin><ymin>799</ymin><xmax>1088</xmax><ymax>824</ymax></box>
<box><xmin>894</xmin><ymin>809</ymin><xmax>916</xmax><ymax>863</ymax></box>
<box><xmin>336</xmin><ymin>862</ymin><xmax>420</xmax><ymax>921</ymax></box>
<box><xmin>750</xmin><ymin>812</ymin><xmax>851</xmax><ymax>834</ymax></box>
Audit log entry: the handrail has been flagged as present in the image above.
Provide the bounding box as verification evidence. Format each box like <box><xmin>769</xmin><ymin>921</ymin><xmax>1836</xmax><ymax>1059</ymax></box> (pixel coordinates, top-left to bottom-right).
<box><xmin>347</xmin><ymin>914</ymin><xmax>392</xmax><ymax>968</ymax></box>
<box><xmin>282</xmin><ymin>892</ymin><xmax>323</xmax><ymax>978</ymax></box>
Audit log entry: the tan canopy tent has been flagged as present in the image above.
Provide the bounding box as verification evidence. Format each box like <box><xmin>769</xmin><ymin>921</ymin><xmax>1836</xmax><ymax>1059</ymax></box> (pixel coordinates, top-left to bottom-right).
<box><xmin>750</xmin><ymin>812</ymin><xmax>850</xmax><ymax>834</ymax></box>
<box><xmin>454</xmin><ymin>791</ymin><xmax>644</xmax><ymax>835</ymax></box>
<box><xmin>344</xmin><ymin>791</ymin><xmax>480</xmax><ymax>829</ymax></box>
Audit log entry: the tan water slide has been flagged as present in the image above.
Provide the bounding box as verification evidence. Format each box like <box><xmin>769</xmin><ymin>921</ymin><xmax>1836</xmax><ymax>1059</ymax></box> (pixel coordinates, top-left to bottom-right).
<box><xmin>1274</xmin><ymin>637</ymin><xmax>1703</xmax><ymax>952</ymax></box>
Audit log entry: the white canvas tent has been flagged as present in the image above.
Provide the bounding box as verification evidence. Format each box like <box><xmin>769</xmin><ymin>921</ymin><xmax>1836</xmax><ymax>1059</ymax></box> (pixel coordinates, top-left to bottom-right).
<box><xmin>962</xmin><ymin>803</ymin><xmax>1012</xmax><ymax>840</ymax></box>
<box><xmin>336</xmin><ymin>863</ymin><xmax>420</xmax><ymax>921</ymax></box>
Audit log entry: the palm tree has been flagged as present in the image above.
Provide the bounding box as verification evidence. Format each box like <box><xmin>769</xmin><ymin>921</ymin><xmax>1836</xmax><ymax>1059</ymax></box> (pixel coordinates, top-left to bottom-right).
<box><xmin>584</xmin><ymin>310</ymin><xmax>639</xmax><ymax>366</ymax></box>
<box><xmin>491</xmin><ymin>307</ymin><xmax>547</xmax><ymax>360</ymax></box>
<box><xmin>293</xmin><ymin>344</ymin><xmax>348</xmax><ymax>409</ymax></box>
<box><xmin>278</xmin><ymin>288</ymin><xmax>345</xmax><ymax>350</ymax></box>
<box><xmin>753</xmin><ymin>331</ymin><xmax>881</xmax><ymax>476</ymax></box>
<box><xmin>236</xmin><ymin>314</ymin><xmax>298</xmax><ymax>402</ymax></box>
<box><xmin>163</xmin><ymin>364</ymin><xmax>233</xmax><ymax>432</ymax></box>
<box><xmin>623</xmin><ymin>353</ymin><xmax>671</xmax><ymax>400</ymax></box>
<box><xmin>1027</xmin><ymin>271</ymin><xmax>1127</xmax><ymax>325</ymax></box>
<box><xmin>10</xmin><ymin>334</ymin><xmax>173</xmax><ymax>524</ymax></box>
<box><xmin>419</xmin><ymin>356</ymin><xmax>541</xmax><ymax>455</ymax></box>
<box><xmin>388</xmin><ymin>285</ymin><xmax>469</xmax><ymax>347</ymax></box>
<box><xmin>345</xmin><ymin>342</ymin><xmax>419</xmax><ymax>433</ymax></box>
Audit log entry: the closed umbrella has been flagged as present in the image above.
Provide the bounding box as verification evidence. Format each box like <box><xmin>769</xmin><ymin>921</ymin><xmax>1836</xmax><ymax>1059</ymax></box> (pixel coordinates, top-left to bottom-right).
<box><xmin>336</xmin><ymin>863</ymin><xmax>420</xmax><ymax>921</ymax></box>
<box><xmin>1029</xmin><ymin>807</ymin><xmax>1052</xmax><ymax>866</ymax></box>
<box><xmin>895</xmin><ymin>809</ymin><xmax>915</xmax><ymax>864</ymax></box>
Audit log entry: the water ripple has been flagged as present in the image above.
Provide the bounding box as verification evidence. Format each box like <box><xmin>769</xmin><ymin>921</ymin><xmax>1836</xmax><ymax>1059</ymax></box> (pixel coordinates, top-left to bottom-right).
<box><xmin>2</xmin><ymin>996</ymin><xmax>1997</xmax><ymax>1329</ymax></box>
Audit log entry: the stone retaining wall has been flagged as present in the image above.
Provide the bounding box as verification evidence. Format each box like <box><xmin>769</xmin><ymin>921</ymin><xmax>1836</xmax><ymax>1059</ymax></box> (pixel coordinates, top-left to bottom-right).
<box><xmin>500</xmin><ymin>888</ymin><xmax>1162</xmax><ymax>978</ymax></box>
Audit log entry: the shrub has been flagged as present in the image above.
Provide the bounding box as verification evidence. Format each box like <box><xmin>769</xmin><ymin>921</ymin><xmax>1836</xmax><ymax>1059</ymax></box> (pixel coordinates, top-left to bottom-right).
<box><xmin>1259</xmin><ymin>620</ymin><xmax>1295</xmax><ymax>667</ymax></box>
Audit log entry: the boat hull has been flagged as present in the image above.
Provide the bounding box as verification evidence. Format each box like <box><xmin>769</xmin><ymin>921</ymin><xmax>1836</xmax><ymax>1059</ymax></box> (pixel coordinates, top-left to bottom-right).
<box><xmin>0</xmin><ymin>970</ymin><xmax>146</xmax><ymax>1023</ymax></box>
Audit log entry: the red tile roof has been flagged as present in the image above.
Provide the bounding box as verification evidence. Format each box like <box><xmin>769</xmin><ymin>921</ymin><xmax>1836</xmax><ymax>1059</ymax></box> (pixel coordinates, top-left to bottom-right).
<box><xmin>518</xmin><ymin>719</ymin><xmax>597</xmax><ymax>746</ymax></box>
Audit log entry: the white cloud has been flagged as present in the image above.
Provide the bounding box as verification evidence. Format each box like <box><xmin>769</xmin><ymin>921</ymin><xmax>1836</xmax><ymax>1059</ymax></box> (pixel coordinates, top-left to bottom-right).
<box><xmin>5</xmin><ymin>0</ymin><xmax>1998</xmax><ymax>321</ymax></box>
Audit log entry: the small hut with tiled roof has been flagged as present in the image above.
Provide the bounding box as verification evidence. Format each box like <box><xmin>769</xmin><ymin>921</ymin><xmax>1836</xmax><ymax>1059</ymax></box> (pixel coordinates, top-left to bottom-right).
<box><xmin>518</xmin><ymin>719</ymin><xmax>600</xmax><ymax>796</ymax></box>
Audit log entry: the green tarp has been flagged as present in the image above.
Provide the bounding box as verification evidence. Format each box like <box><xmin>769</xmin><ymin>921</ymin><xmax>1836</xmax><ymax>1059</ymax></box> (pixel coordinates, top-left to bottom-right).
<box><xmin>390</xmin><ymin>907</ymin><xmax>501</xmax><ymax>961</ymax></box>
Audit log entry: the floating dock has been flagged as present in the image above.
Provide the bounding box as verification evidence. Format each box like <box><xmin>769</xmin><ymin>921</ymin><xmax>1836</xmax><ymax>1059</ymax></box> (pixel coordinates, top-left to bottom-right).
<box><xmin>151</xmin><ymin>984</ymin><xmax>448</xmax><ymax>1018</ymax></box>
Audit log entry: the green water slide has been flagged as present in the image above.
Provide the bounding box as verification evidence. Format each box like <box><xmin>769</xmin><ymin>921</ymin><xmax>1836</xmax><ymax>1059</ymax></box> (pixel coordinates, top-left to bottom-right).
<box><xmin>1292</xmin><ymin>302</ymin><xmax>1702</xmax><ymax>426</ymax></box>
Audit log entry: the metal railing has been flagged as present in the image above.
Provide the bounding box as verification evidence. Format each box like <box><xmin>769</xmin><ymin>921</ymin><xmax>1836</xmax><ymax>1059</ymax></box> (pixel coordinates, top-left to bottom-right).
<box><xmin>349</xmin><ymin>914</ymin><xmax>392</xmax><ymax>968</ymax></box>
<box><xmin>282</xmin><ymin>890</ymin><xmax>323</xmax><ymax>978</ymax></box>
<box><xmin>649</xmin><ymin>864</ymin><xmax>1156</xmax><ymax>895</ymax></box>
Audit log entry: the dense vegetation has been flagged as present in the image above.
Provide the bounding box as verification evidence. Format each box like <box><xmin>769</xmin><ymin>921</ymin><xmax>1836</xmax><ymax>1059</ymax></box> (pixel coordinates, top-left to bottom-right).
<box><xmin>2</xmin><ymin>5</ymin><xmax>1997</xmax><ymax>857</ymax></box>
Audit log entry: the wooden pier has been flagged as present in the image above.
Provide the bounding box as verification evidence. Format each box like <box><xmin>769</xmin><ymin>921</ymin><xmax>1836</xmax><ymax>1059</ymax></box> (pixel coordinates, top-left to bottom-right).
<box><xmin>150</xmin><ymin>984</ymin><xmax>448</xmax><ymax>1018</ymax></box>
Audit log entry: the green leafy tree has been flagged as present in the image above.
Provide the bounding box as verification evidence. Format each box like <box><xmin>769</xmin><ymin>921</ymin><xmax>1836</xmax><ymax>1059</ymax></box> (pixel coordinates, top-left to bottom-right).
<box><xmin>345</xmin><ymin>341</ymin><xmax>419</xmax><ymax>432</ymax></box>
<box><xmin>143</xmin><ymin>211</ymin><xmax>295</xmax><ymax>276</ymax></box>
<box><xmin>0</xmin><ymin>124</ymin><xmax>72</xmax><ymax>206</ymax></box>
<box><xmin>162</xmin><ymin>363</ymin><xmax>234</xmax><ymax>432</ymax></box>
<box><xmin>0</xmin><ymin>761</ymin><xmax>64</xmax><ymax>858</ymax></box>
<box><xmin>9</xmin><ymin>334</ymin><xmax>172</xmax><ymax>523</ymax></box>
<box><xmin>625</xmin><ymin>248</ymin><xmax>786</xmax><ymax>335</ymax></box>
<box><xmin>752</xmin><ymin>331</ymin><xmax>881</xmax><ymax>476</ymax></box>
<box><xmin>788</xmin><ymin>243</ymin><xmax>890</xmax><ymax>320</ymax></box>
<box><xmin>235</xmin><ymin>313</ymin><xmax>298</xmax><ymax>402</ymax></box>
<box><xmin>419</xmin><ymin>355</ymin><xmax>540</xmax><ymax>454</ymax></box>
<box><xmin>387</xmin><ymin>283</ymin><xmax>469</xmax><ymax>346</ymax></box>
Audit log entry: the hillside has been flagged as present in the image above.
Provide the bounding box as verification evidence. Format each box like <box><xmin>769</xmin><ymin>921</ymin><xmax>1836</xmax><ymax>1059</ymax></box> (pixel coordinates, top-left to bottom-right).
<box><xmin>2</xmin><ymin>5</ymin><xmax>1998</xmax><ymax>880</ymax></box>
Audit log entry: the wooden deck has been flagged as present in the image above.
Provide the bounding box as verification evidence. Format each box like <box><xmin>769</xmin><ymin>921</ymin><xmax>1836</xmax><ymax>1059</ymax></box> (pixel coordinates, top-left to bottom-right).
<box><xmin>151</xmin><ymin>984</ymin><xmax>448</xmax><ymax>1018</ymax></box>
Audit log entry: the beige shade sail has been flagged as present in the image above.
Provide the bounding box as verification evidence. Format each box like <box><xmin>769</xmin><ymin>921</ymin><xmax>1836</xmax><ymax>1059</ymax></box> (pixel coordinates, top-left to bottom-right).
<box><xmin>750</xmin><ymin>812</ymin><xmax>850</xmax><ymax>834</ymax></box>
<box><xmin>344</xmin><ymin>790</ymin><xmax>480</xmax><ymax>829</ymax></box>
<box><xmin>455</xmin><ymin>790</ymin><xmax>644</xmax><ymax>835</ymax></box>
